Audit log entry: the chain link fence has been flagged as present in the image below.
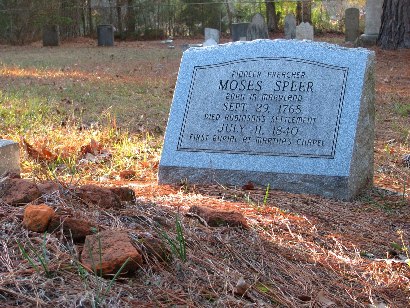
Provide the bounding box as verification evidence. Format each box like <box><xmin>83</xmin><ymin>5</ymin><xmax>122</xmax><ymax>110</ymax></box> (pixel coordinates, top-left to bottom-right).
<box><xmin>0</xmin><ymin>1</ymin><xmax>365</xmax><ymax>45</ymax></box>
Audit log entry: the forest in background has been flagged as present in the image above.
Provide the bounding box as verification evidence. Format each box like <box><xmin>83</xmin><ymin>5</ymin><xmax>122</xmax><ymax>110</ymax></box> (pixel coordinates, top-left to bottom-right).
<box><xmin>0</xmin><ymin>0</ymin><xmax>366</xmax><ymax>44</ymax></box>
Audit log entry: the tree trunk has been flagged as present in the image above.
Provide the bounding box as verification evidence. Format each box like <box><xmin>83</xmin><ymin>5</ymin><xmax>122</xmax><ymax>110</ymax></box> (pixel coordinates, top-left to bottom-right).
<box><xmin>296</xmin><ymin>2</ymin><xmax>302</xmax><ymax>24</ymax></box>
<box><xmin>224</xmin><ymin>0</ymin><xmax>234</xmax><ymax>27</ymax></box>
<box><xmin>296</xmin><ymin>1</ymin><xmax>312</xmax><ymax>24</ymax></box>
<box><xmin>117</xmin><ymin>0</ymin><xmax>123</xmax><ymax>38</ymax></box>
<box><xmin>126</xmin><ymin>0</ymin><xmax>136</xmax><ymax>35</ymax></box>
<box><xmin>377</xmin><ymin>0</ymin><xmax>410</xmax><ymax>49</ymax></box>
<box><xmin>265</xmin><ymin>1</ymin><xmax>277</xmax><ymax>32</ymax></box>
<box><xmin>88</xmin><ymin>0</ymin><xmax>93</xmax><ymax>35</ymax></box>
<box><xmin>302</xmin><ymin>1</ymin><xmax>312</xmax><ymax>24</ymax></box>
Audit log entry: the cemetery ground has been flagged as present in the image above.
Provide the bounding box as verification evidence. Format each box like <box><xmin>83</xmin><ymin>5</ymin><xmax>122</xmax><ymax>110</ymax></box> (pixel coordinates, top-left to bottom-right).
<box><xmin>0</xmin><ymin>36</ymin><xmax>409</xmax><ymax>307</ymax></box>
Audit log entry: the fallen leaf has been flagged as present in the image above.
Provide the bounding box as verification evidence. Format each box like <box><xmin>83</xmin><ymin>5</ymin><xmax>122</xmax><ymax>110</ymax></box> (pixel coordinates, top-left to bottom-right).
<box><xmin>242</xmin><ymin>181</ymin><xmax>255</xmax><ymax>190</ymax></box>
<box><xmin>234</xmin><ymin>277</ymin><xmax>250</xmax><ymax>296</ymax></box>
<box><xmin>120</xmin><ymin>170</ymin><xmax>136</xmax><ymax>180</ymax></box>
<box><xmin>42</xmin><ymin>148</ymin><xmax>56</xmax><ymax>160</ymax></box>
<box><xmin>80</xmin><ymin>139</ymin><xmax>104</xmax><ymax>156</ymax></box>
<box><xmin>139</xmin><ymin>161</ymin><xmax>151</xmax><ymax>168</ymax></box>
<box><xmin>316</xmin><ymin>290</ymin><xmax>336</xmax><ymax>307</ymax></box>
<box><xmin>298</xmin><ymin>295</ymin><xmax>311</xmax><ymax>302</ymax></box>
<box><xmin>21</xmin><ymin>138</ymin><xmax>57</xmax><ymax>162</ymax></box>
<box><xmin>61</xmin><ymin>98</ymin><xmax>72</xmax><ymax>104</ymax></box>
<box><xmin>369</xmin><ymin>301</ymin><xmax>388</xmax><ymax>308</ymax></box>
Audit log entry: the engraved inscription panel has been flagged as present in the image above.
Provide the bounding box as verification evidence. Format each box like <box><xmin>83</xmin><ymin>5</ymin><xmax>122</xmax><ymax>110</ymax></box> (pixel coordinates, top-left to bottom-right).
<box><xmin>177</xmin><ymin>57</ymin><xmax>348</xmax><ymax>158</ymax></box>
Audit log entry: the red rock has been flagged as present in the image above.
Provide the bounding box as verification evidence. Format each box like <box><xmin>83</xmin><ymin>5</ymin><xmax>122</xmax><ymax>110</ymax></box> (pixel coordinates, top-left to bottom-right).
<box><xmin>81</xmin><ymin>230</ymin><xmax>143</xmax><ymax>276</ymax></box>
<box><xmin>76</xmin><ymin>184</ymin><xmax>122</xmax><ymax>209</ymax></box>
<box><xmin>136</xmin><ymin>232</ymin><xmax>171</xmax><ymax>263</ymax></box>
<box><xmin>0</xmin><ymin>177</ymin><xmax>41</xmax><ymax>206</ymax></box>
<box><xmin>1</xmin><ymin>172</ymin><xmax>20</xmax><ymax>179</ymax></box>
<box><xmin>23</xmin><ymin>204</ymin><xmax>55</xmax><ymax>232</ymax></box>
<box><xmin>109</xmin><ymin>187</ymin><xmax>135</xmax><ymax>202</ymax></box>
<box><xmin>47</xmin><ymin>215</ymin><xmax>96</xmax><ymax>243</ymax></box>
<box><xmin>37</xmin><ymin>181</ymin><xmax>61</xmax><ymax>195</ymax></box>
<box><xmin>188</xmin><ymin>206</ymin><xmax>248</xmax><ymax>228</ymax></box>
<box><xmin>242</xmin><ymin>181</ymin><xmax>255</xmax><ymax>190</ymax></box>
<box><xmin>119</xmin><ymin>170</ymin><xmax>136</xmax><ymax>180</ymax></box>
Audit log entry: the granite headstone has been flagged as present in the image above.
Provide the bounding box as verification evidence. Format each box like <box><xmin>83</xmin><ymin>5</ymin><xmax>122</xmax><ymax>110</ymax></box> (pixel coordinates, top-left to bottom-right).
<box><xmin>345</xmin><ymin>8</ymin><xmax>360</xmax><ymax>43</ymax></box>
<box><xmin>231</xmin><ymin>23</ymin><xmax>250</xmax><ymax>41</ymax></box>
<box><xmin>203</xmin><ymin>38</ymin><xmax>218</xmax><ymax>47</ymax></box>
<box><xmin>0</xmin><ymin>139</ymin><xmax>20</xmax><ymax>175</ymax></box>
<box><xmin>296</xmin><ymin>22</ymin><xmax>314</xmax><ymax>40</ymax></box>
<box><xmin>246</xmin><ymin>13</ymin><xmax>269</xmax><ymax>41</ymax></box>
<box><xmin>43</xmin><ymin>25</ymin><xmax>60</xmax><ymax>47</ymax></box>
<box><xmin>204</xmin><ymin>28</ymin><xmax>220</xmax><ymax>44</ymax></box>
<box><xmin>284</xmin><ymin>14</ymin><xmax>297</xmax><ymax>39</ymax></box>
<box><xmin>97</xmin><ymin>24</ymin><xmax>114</xmax><ymax>46</ymax></box>
<box><xmin>159</xmin><ymin>40</ymin><xmax>375</xmax><ymax>200</ymax></box>
<box><xmin>359</xmin><ymin>0</ymin><xmax>383</xmax><ymax>46</ymax></box>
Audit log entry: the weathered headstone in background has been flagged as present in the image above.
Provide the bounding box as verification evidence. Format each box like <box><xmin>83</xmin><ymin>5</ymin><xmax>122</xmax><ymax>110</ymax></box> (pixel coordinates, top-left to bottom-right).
<box><xmin>159</xmin><ymin>40</ymin><xmax>375</xmax><ymax>200</ymax></box>
<box><xmin>204</xmin><ymin>28</ymin><xmax>220</xmax><ymax>44</ymax></box>
<box><xmin>97</xmin><ymin>24</ymin><xmax>114</xmax><ymax>46</ymax></box>
<box><xmin>345</xmin><ymin>8</ymin><xmax>360</xmax><ymax>43</ymax></box>
<box><xmin>296</xmin><ymin>22</ymin><xmax>314</xmax><ymax>40</ymax></box>
<box><xmin>0</xmin><ymin>140</ymin><xmax>20</xmax><ymax>175</ymax></box>
<box><xmin>231</xmin><ymin>23</ymin><xmax>250</xmax><ymax>41</ymax></box>
<box><xmin>284</xmin><ymin>14</ymin><xmax>297</xmax><ymax>39</ymax></box>
<box><xmin>359</xmin><ymin>0</ymin><xmax>383</xmax><ymax>46</ymax></box>
<box><xmin>203</xmin><ymin>38</ymin><xmax>218</xmax><ymax>47</ymax></box>
<box><xmin>43</xmin><ymin>25</ymin><xmax>60</xmax><ymax>47</ymax></box>
<box><xmin>246</xmin><ymin>13</ymin><xmax>269</xmax><ymax>41</ymax></box>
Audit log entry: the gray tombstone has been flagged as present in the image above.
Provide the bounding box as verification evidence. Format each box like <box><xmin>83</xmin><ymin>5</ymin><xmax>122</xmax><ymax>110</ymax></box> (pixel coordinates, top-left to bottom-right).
<box><xmin>204</xmin><ymin>28</ymin><xmax>220</xmax><ymax>44</ymax></box>
<box><xmin>345</xmin><ymin>8</ymin><xmax>360</xmax><ymax>42</ymax></box>
<box><xmin>359</xmin><ymin>0</ymin><xmax>383</xmax><ymax>46</ymax></box>
<box><xmin>0</xmin><ymin>140</ymin><xmax>20</xmax><ymax>176</ymax></box>
<box><xmin>296</xmin><ymin>22</ymin><xmax>314</xmax><ymax>40</ymax></box>
<box><xmin>231</xmin><ymin>23</ymin><xmax>250</xmax><ymax>42</ymax></box>
<box><xmin>246</xmin><ymin>13</ymin><xmax>269</xmax><ymax>41</ymax></box>
<box><xmin>43</xmin><ymin>25</ymin><xmax>60</xmax><ymax>47</ymax></box>
<box><xmin>97</xmin><ymin>24</ymin><xmax>114</xmax><ymax>46</ymax></box>
<box><xmin>159</xmin><ymin>40</ymin><xmax>375</xmax><ymax>201</ymax></box>
<box><xmin>284</xmin><ymin>14</ymin><xmax>297</xmax><ymax>39</ymax></box>
<box><xmin>203</xmin><ymin>38</ymin><xmax>218</xmax><ymax>47</ymax></box>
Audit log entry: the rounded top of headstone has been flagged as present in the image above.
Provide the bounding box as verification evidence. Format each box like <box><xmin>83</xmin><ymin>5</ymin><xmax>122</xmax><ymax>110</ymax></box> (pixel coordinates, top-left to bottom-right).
<box><xmin>251</xmin><ymin>13</ymin><xmax>265</xmax><ymax>23</ymax></box>
<box><xmin>247</xmin><ymin>13</ymin><xmax>269</xmax><ymax>41</ymax></box>
<box><xmin>0</xmin><ymin>139</ymin><xmax>18</xmax><ymax>146</ymax></box>
<box><xmin>184</xmin><ymin>39</ymin><xmax>374</xmax><ymax>58</ymax></box>
<box><xmin>346</xmin><ymin>7</ymin><xmax>360</xmax><ymax>14</ymax></box>
<box><xmin>285</xmin><ymin>13</ymin><xmax>296</xmax><ymax>21</ymax></box>
<box><xmin>203</xmin><ymin>38</ymin><xmax>218</xmax><ymax>47</ymax></box>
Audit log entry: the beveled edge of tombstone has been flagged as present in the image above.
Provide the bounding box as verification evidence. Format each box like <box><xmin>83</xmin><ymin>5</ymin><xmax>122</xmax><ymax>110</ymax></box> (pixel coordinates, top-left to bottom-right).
<box><xmin>346</xmin><ymin>50</ymin><xmax>375</xmax><ymax>199</ymax></box>
<box><xmin>159</xmin><ymin>166</ymin><xmax>367</xmax><ymax>201</ymax></box>
<box><xmin>0</xmin><ymin>139</ymin><xmax>21</xmax><ymax>175</ymax></box>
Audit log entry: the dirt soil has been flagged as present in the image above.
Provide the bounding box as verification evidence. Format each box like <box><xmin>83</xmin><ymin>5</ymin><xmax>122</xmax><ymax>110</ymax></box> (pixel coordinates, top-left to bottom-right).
<box><xmin>0</xmin><ymin>37</ymin><xmax>409</xmax><ymax>307</ymax></box>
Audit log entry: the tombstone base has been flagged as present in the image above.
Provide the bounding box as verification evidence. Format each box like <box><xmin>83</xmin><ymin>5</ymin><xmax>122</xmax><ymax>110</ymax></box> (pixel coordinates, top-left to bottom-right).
<box><xmin>0</xmin><ymin>140</ymin><xmax>20</xmax><ymax>176</ymax></box>
<box><xmin>358</xmin><ymin>34</ymin><xmax>378</xmax><ymax>46</ymax></box>
<box><xmin>158</xmin><ymin>166</ymin><xmax>372</xmax><ymax>201</ymax></box>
